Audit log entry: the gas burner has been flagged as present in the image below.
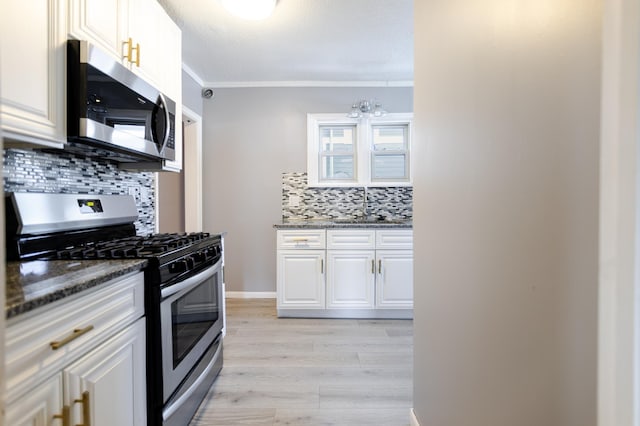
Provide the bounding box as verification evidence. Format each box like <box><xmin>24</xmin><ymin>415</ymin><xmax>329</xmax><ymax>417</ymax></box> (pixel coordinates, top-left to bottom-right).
<box><xmin>54</xmin><ymin>232</ymin><xmax>214</xmax><ymax>261</ymax></box>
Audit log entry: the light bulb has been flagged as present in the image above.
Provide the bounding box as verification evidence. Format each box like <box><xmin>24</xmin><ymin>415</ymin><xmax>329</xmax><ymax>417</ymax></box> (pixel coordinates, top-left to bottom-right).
<box><xmin>221</xmin><ymin>0</ymin><xmax>277</xmax><ymax>20</ymax></box>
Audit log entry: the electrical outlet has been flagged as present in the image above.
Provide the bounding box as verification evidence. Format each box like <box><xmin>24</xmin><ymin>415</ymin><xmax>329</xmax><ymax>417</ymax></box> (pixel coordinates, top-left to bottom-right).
<box><xmin>288</xmin><ymin>195</ymin><xmax>300</xmax><ymax>207</ymax></box>
<box><xmin>128</xmin><ymin>187</ymin><xmax>140</xmax><ymax>198</ymax></box>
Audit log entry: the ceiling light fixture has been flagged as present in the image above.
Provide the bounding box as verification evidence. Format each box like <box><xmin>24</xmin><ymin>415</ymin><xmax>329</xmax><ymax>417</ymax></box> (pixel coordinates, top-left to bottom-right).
<box><xmin>221</xmin><ymin>0</ymin><xmax>277</xmax><ymax>20</ymax></box>
<box><xmin>347</xmin><ymin>99</ymin><xmax>387</xmax><ymax>119</ymax></box>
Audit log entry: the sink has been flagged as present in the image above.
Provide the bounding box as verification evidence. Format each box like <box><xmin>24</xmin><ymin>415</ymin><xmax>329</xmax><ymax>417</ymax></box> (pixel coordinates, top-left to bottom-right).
<box><xmin>331</xmin><ymin>218</ymin><xmax>410</xmax><ymax>224</ymax></box>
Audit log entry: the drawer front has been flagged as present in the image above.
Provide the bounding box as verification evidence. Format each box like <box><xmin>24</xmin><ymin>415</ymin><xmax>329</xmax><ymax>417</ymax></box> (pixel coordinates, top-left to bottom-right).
<box><xmin>5</xmin><ymin>272</ymin><xmax>145</xmax><ymax>401</ymax></box>
<box><xmin>376</xmin><ymin>230</ymin><xmax>414</xmax><ymax>249</ymax></box>
<box><xmin>277</xmin><ymin>230</ymin><xmax>326</xmax><ymax>249</ymax></box>
<box><xmin>327</xmin><ymin>229</ymin><xmax>376</xmax><ymax>250</ymax></box>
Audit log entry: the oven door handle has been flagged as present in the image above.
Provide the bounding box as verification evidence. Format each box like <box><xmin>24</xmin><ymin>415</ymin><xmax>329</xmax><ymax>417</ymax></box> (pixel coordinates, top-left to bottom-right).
<box><xmin>161</xmin><ymin>259</ymin><xmax>221</xmax><ymax>299</ymax></box>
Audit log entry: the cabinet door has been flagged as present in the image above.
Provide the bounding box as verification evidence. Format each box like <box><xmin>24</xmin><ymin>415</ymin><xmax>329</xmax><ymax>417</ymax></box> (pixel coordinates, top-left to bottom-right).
<box><xmin>0</xmin><ymin>0</ymin><xmax>65</xmax><ymax>147</ymax></box>
<box><xmin>68</xmin><ymin>0</ymin><xmax>128</xmax><ymax>62</ymax></box>
<box><xmin>6</xmin><ymin>373</ymin><xmax>64</xmax><ymax>426</ymax></box>
<box><xmin>326</xmin><ymin>250</ymin><xmax>375</xmax><ymax>309</ymax></box>
<box><xmin>128</xmin><ymin>0</ymin><xmax>166</xmax><ymax>91</ymax></box>
<box><xmin>277</xmin><ymin>250</ymin><xmax>326</xmax><ymax>309</ymax></box>
<box><xmin>64</xmin><ymin>318</ymin><xmax>146</xmax><ymax>426</ymax></box>
<box><xmin>376</xmin><ymin>250</ymin><xmax>413</xmax><ymax>309</ymax></box>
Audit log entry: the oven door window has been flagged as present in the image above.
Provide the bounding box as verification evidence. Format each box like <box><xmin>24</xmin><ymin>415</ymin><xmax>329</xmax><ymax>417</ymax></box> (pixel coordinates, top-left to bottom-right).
<box><xmin>171</xmin><ymin>274</ymin><xmax>219</xmax><ymax>368</ymax></box>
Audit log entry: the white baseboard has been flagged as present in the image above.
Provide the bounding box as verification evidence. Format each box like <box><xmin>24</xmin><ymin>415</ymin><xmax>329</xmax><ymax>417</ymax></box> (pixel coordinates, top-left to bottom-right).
<box><xmin>410</xmin><ymin>408</ymin><xmax>420</xmax><ymax>426</ymax></box>
<box><xmin>225</xmin><ymin>291</ymin><xmax>277</xmax><ymax>299</ymax></box>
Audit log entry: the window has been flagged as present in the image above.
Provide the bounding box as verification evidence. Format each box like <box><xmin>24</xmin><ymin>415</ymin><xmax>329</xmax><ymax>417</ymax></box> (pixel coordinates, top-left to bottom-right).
<box><xmin>307</xmin><ymin>113</ymin><xmax>413</xmax><ymax>187</ymax></box>
<box><xmin>319</xmin><ymin>124</ymin><xmax>356</xmax><ymax>181</ymax></box>
<box><xmin>371</xmin><ymin>124</ymin><xmax>410</xmax><ymax>182</ymax></box>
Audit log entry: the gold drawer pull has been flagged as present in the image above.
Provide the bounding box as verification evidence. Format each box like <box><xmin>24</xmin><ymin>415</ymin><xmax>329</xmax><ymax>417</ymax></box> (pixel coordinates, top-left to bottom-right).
<box><xmin>50</xmin><ymin>325</ymin><xmax>94</xmax><ymax>350</ymax></box>
<box><xmin>292</xmin><ymin>237</ymin><xmax>309</xmax><ymax>242</ymax></box>
<box><xmin>53</xmin><ymin>405</ymin><xmax>70</xmax><ymax>426</ymax></box>
<box><xmin>74</xmin><ymin>391</ymin><xmax>91</xmax><ymax>426</ymax></box>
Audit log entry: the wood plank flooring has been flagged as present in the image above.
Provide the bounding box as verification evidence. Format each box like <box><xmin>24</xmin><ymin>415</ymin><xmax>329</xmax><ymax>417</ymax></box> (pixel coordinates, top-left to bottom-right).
<box><xmin>189</xmin><ymin>298</ymin><xmax>413</xmax><ymax>426</ymax></box>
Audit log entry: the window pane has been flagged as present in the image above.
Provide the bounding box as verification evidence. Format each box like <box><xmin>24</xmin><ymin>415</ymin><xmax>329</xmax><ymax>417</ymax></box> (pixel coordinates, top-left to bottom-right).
<box><xmin>321</xmin><ymin>155</ymin><xmax>354</xmax><ymax>180</ymax></box>
<box><xmin>320</xmin><ymin>125</ymin><xmax>355</xmax><ymax>152</ymax></box>
<box><xmin>372</xmin><ymin>154</ymin><xmax>407</xmax><ymax>179</ymax></box>
<box><xmin>372</xmin><ymin>125</ymin><xmax>407</xmax><ymax>151</ymax></box>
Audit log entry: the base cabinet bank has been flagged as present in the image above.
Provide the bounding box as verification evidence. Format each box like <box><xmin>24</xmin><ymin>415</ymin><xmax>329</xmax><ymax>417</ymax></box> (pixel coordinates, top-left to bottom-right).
<box><xmin>276</xmin><ymin>228</ymin><xmax>413</xmax><ymax>319</ymax></box>
<box><xmin>5</xmin><ymin>272</ymin><xmax>147</xmax><ymax>426</ymax></box>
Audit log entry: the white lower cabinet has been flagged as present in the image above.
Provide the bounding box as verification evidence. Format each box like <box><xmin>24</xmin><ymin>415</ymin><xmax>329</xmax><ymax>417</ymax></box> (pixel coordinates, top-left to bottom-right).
<box><xmin>376</xmin><ymin>250</ymin><xmax>413</xmax><ymax>308</ymax></box>
<box><xmin>5</xmin><ymin>272</ymin><xmax>146</xmax><ymax>426</ymax></box>
<box><xmin>277</xmin><ymin>228</ymin><xmax>413</xmax><ymax>318</ymax></box>
<box><xmin>5</xmin><ymin>373</ymin><xmax>64</xmax><ymax>426</ymax></box>
<box><xmin>64</xmin><ymin>318</ymin><xmax>146</xmax><ymax>426</ymax></box>
<box><xmin>326</xmin><ymin>250</ymin><xmax>375</xmax><ymax>309</ymax></box>
<box><xmin>277</xmin><ymin>250</ymin><xmax>326</xmax><ymax>309</ymax></box>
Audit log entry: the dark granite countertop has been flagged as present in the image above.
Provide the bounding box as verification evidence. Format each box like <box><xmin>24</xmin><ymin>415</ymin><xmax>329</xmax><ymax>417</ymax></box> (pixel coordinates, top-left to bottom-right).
<box><xmin>274</xmin><ymin>220</ymin><xmax>413</xmax><ymax>229</ymax></box>
<box><xmin>6</xmin><ymin>259</ymin><xmax>147</xmax><ymax>319</ymax></box>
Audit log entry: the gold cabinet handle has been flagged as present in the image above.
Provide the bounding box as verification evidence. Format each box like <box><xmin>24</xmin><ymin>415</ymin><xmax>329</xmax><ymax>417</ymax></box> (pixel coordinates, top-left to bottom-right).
<box><xmin>320</xmin><ymin>259</ymin><xmax>324</xmax><ymax>274</ymax></box>
<box><xmin>53</xmin><ymin>405</ymin><xmax>71</xmax><ymax>426</ymax></box>
<box><xmin>125</xmin><ymin>37</ymin><xmax>133</xmax><ymax>62</ymax></box>
<box><xmin>371</xmin><ymin>259</ymin><xmax>375</xmax><ymax>274</ymax></box>
<box><xmin>133</xmin><ymin>42</ymin><xmax>140</xmax><ymax>67</ymax></box>
<box><xmin>74</xmin><ymin>391</ymin><xmax>91</xmax><ymax>426</ymax></box>
<box><xmin>292</xmin><ymin>237</ymin><xmax>309</xmax><ymax>242</ymax></box>
<box><xmin>50</xmin><ymin>325</ymin><xmax>94</xmax><ymax>350</ymax></box>
<box><xmin>125</xmin><ymin>38</ymin><xmax>140</xmax><ymax>67</ymax></box>
<box><xmin>378</xmin><ymin>260</ymin><xmax>382</xmax><ymax>274</ymax></box>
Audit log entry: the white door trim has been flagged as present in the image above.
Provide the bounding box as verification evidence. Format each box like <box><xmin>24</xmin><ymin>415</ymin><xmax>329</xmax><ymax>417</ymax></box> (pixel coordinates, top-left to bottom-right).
<box><xmin>182</xmin><ymin>105</ymin><xmax>203</xmax><ymax>232</ymax></box>
<box><xmin>599</xmin><ymin>0</ymin><xmax>640</xmax><ymax>425</ymax></box>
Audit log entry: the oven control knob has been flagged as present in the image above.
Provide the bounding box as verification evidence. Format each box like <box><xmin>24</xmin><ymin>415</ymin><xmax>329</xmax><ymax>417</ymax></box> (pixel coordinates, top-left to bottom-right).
<box><xmin>193</xmin><ymin>251</ymin><xmax>206</xmax><ymax>262</ymax></box>
<box><xmin>185</xmin><ymin>256</ymin><xmax>196</xmax><ymax>270</ymax></box>
<box><xmin>169</xmin><ymin>260</ymin><xmax>188</xmax><ymax>273</ymax></box>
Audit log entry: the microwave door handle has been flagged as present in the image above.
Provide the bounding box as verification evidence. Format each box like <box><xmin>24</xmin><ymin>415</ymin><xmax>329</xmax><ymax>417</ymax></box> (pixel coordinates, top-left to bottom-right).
<box><xmin>158</xmin><ymin>93</ymin><xmax>171</xmax><ymax>154</ymax></box>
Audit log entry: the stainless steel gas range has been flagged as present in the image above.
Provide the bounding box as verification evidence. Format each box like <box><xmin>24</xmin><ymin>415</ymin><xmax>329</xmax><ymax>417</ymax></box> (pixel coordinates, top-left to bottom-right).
<box><xmin>5</xmin><ymin>192</ymin><xmax>224</xmax><ymax>426</ymax></box>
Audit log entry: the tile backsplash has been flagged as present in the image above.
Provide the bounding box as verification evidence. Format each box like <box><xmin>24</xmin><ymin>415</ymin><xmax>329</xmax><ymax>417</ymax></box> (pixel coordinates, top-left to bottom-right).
<box><xmin>282</xmin><ymin>172</ymin><xmax>412</xmax><ymax>221</ymax></box>
<box><xmin>3</xmin><ymin>148</ymin><xmax>156</xmax><ymax>234</ymax></box>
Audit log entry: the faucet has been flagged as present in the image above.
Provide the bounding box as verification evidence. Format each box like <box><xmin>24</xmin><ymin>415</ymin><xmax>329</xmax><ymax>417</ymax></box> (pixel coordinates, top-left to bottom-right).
<box><xmin>363</xmin><ymin>186</ymin><xmax>371</xmax><ymax>219</ymax></box>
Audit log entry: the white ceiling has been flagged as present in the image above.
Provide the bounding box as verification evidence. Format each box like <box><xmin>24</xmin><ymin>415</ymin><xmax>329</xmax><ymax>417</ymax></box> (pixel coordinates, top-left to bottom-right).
<box><xmin>157</xmin><ymin>0</ymin><xmax>414</xmax><ymax>87</ymax></box>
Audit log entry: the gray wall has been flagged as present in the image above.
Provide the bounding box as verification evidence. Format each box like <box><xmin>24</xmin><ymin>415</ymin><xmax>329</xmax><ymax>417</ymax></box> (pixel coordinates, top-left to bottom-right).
<box><xmin>413</xmin><ymin>1</ymin><xmax>600</xmax><ymax>425</ymax></box>
<box><xmin>182</xmin><ymin>70</ymin><xmax>203</xmax><ymax>116</ymax></box>
<box><xmin>202</xmin><ymin>87</ymin><xmax>413</xmax><ymax>292</ymax></box>
<box><xmin>157</xmin><ymin>170</ymin><xmax>185</xmax><ymax>233</ymax></box>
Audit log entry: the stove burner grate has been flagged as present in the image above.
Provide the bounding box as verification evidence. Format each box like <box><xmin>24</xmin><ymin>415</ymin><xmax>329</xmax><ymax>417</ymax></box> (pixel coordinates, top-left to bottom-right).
<box><xmin>55</xmin><ymin>232</ymin><xmax>212</xmax><ymax>260</ymax></box>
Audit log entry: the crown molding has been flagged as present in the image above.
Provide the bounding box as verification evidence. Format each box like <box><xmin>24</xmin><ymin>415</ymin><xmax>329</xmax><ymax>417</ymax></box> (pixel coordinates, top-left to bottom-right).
<box><xmin>182</xmin><ymin>63</ymin><xmax>205</xmax><ymax>87</ymax></box>
<box><xmin>201</xmin><ymin>80</ymin><xmax>414</xmax><ymax>89</ymax></box>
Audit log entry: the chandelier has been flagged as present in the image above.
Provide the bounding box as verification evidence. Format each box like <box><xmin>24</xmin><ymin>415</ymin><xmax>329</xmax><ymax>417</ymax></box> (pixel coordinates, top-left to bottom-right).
<box><xmin>346</xmin><ymin>99</ymin><xmax>387</xmax><ymax>119</ymax></box>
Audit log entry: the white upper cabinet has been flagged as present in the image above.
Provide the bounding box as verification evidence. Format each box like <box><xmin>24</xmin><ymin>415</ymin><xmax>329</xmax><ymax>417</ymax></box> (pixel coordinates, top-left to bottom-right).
<box><xmin>67</xmin><ymin>0</ymin><xmax>128</xmax><ymax>62</ymax></box>
<box><xmin>307</xmin><ymin>113</ymin><xmax>413</xmax><ymax>187</ymax></box>
<box><xmin>127</xmin><ymin>0</ymin><xmax>182</xmax><ymax>101</ymax></box>
<box><xmin>1</xmin><ymin>0</ymin><xmax>66</xmax><ymax>147</ymax></box>
<box><xmin>68</xmin><ymin>0</ymin><xmax>182</xmax><ymax>100</ymax></box>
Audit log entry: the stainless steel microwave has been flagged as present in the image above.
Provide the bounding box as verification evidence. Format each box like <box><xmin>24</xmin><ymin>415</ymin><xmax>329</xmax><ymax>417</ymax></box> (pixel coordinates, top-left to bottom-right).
<box><xmin>65</xmin><ymin>39</ymin><xmax>176</xmax><ymax>163</ymax></box>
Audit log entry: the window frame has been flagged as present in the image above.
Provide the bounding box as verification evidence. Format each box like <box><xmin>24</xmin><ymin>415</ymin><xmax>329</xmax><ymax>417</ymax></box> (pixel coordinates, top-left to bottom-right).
<box><xmin>369</xmin><ymin>117</ymin><xmax>411</xmax><ymax>183</ymax></box>
<box><xmin>307</xmin><ymin>113</ymin><xmax>413</xmax><ymax>187</ymax></box>
<box><xmin>318</xmin><ymin>123</ymin><xmax>358</xmax><ymax>183</ymax></box>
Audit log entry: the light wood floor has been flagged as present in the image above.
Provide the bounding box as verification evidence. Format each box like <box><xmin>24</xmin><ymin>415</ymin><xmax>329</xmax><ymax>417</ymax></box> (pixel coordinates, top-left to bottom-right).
<box><xmin>189</xmin><ymin>298</ymin><xmax>413</xmax><ymax>426</ymax></box>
